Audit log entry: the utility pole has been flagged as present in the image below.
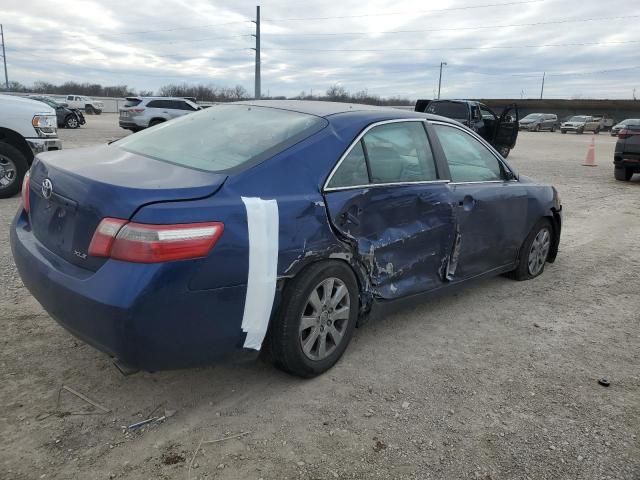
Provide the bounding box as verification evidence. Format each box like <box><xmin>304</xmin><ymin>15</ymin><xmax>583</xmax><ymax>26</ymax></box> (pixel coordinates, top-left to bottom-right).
<box><xmin>251</xmin><ymin>6</ymin><xmax>261</xmax><ymax>99</ymax></box>
<box><xmin>1</xmin><ymin>24</ymin><xmax>8</xmax><ymax>90</ymax></box>
<box><xmin>540</xmin><ymin>71</ymin><xmax>546</xmax><ymax>100</ymax></box>
<box><xmin>437</xmin><ymin>62</ymin><xmax>447</xmax><ymax>99</ymax></box>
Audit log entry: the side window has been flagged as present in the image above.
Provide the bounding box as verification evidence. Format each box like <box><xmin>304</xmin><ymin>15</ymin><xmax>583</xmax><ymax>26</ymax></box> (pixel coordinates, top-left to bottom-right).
<box><xmin>66</xmin><ymin>95</ymin><xmax>73</xmax><ymax>101</ymax></box>
<box><xmin>327</xmin><ymin>141</ymin><xmax>369</xmax><ymax>189</ymax></box>
<box><xmin>146</xmin><ymin>100</ymin><xmax>162</xmax><ymax>108</ymax></box>
<box><xmin>362</xmin><ymin>122</ymin><xmax>438</xmax><ymax>184</ymax></box>
<box><xmin>180</xmin><ymin>101</ymin><xmax>196</xmax><ymax>111</ymax></box>
<box><xmin>480</xmin><ymin>107</ymin><xmax>495</xmax><ymax>120</ymax></box>
<box><xmin>471</xmin><ymin>106</ymin><xmax>482</xmax><ymax>121</ymax></box>
<box><xmin>433</xmin><ymin>124</ymin><xmax>505</xmax><ymax>183</ymax></box>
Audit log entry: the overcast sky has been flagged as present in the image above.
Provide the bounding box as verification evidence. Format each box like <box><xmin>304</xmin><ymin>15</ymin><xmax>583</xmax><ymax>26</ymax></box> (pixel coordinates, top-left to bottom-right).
<box><xmin>3</xmin><ymin>0</ymin><xmax>640</xmax><ymax>99</ymax></box>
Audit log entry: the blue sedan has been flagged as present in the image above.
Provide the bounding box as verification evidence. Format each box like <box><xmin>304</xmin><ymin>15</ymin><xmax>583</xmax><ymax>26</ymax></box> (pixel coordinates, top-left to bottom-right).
<box><xmin>11</xmin><ymin>101</ymin><xmax>562</xmax><ymax>377</ymax></box>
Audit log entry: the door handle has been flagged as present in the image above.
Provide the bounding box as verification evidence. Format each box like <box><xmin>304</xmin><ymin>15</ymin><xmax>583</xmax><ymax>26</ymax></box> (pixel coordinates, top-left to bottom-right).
<box><xmin>459</xmin><ymin>195</ymin><xmax>476</xmax><ymax>211</ymax></box>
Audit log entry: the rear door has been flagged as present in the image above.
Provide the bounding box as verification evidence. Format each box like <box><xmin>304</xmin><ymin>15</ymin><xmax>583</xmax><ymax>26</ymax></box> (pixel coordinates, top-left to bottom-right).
<box><xmin>429</xmin><ymin>121</ymin><xmax>528</xmax><ymax>280</ymax></box>
<box><xmin>323</xmin><ymin>120</ymin><xmax>456</xmax><ymax>299</ymax></box>
<box><xmin>494</xmin><ymin>104</ymin><xmax>519</xmax><ymax>148</ymax></box>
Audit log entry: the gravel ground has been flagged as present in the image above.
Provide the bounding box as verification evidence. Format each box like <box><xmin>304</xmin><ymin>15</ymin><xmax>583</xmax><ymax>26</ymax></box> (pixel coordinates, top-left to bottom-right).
<box><xmin>0</xmin><ymin>115</ymin><xmax>638</xmax><ymax>480</ymax></box>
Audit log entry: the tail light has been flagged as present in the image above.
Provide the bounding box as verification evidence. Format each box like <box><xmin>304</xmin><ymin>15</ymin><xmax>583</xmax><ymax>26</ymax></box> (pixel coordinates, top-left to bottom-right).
<box><xmin>130</xmin><ymin>108</ymin><xmax>145</xmax><ymax>113</ymax></box>
<box><xmin>88</xmin><ymin>218</ymin><xmax>224</xmax><ymax>263</ymax></box>
<box><xmin>21</xmin><ymin>171</ymin><xmax>30</xmax><ymax>213</ymax></box>
<box><xmin>618</xmin><ymin>129</ymin><xmax>640</xmax><ymax>139</ymax></box>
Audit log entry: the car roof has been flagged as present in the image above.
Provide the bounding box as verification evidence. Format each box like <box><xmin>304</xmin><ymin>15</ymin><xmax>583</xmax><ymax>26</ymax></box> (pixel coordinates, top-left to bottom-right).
<box><xmin>231</xmin><ymin>100</ymin><xmax>433</xmax><ymax>120</ymax></box>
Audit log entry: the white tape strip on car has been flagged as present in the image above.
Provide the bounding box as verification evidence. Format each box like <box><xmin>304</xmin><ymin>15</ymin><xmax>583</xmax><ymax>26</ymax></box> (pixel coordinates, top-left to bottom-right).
<box><xmin>240</xmin><ymin>197</ymin><xmax>279</xmax><ymax>350</ymax></box>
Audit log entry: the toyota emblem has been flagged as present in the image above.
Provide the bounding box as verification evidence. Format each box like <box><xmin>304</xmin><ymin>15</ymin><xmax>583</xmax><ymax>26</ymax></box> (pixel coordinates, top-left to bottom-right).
<box><xmin>41</xmin><ymin>178</ymin><xmax>53</xmax><ymax>199</ymax></box>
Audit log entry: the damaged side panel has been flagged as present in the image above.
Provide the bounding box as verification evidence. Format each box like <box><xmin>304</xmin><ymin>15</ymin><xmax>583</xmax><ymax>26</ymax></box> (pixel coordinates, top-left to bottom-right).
<box><xmin>323</xmin><ymin>184</ymin><xmax>457</xmax><ymax>301</ymax></box>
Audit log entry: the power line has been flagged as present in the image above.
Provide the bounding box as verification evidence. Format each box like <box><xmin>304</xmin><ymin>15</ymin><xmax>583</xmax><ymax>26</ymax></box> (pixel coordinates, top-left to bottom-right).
<box><xmin>263</xmin><ymin>0</ymin><xmax>544</xmax><ymax>21</ymax></box>
<box><xmin>264</xmin><ymin>40</ymin><xmax>640</xmax><ymax>53</ymax></box>
<box><xmin>90</xmin><ymin>20</ymin><xmax>251</xmax><ymax>36</ymax></box>
<box><xmin>263</xmin><ymin>14</ymin><xmax>640</xmax><ymax>37</ymax></box>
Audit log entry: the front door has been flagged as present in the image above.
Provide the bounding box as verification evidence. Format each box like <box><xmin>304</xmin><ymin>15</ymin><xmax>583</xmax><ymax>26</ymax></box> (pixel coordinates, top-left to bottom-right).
<box><xmin>323</xmin><ymin>120</ymin><xmax>456</xmax><ymax>300</ymax></box>
<box><xmin>494</xmin><ymin>104</ymin><xmax>519</xmax><ymax>150</ymax></box>
<box><xmin>429</xmin><ymin>122</ymin><xmax>528</xmax><ymax>280</ymax></box>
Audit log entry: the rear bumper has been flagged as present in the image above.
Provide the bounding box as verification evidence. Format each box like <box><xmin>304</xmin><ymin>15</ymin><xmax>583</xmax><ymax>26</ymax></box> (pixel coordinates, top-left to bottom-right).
<box><xmin>10</xmin><ymin>210</ymin><xmax>248</xmax><ymax>371</ymax></box>
<box><xmin>118</xmin><ymin>120</ymin><xmax>146</xmax><ymax>130</ymax></box>
<box><xmin>614</xmin><ymin>155</ymin><xmax>640</xmax><ymax>170</ymax></box>
<box><xmin>26</xmin><ymin>138</ymin><xmax>62</xmax><ymax>156</ymax></box>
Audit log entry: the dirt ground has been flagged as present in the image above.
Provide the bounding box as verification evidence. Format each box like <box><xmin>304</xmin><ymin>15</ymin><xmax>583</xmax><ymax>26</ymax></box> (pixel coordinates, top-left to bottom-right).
<box><xmin>1</xmin><ymin>114</ymin><xmax>638</xmax><ymax>480</ymax></box>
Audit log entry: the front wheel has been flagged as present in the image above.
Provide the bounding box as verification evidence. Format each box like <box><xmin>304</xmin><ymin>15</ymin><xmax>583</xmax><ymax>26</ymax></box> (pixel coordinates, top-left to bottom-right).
<box><xmin>85</xmin><ymin>105</ymin><xmax>94</xmax><ymax>114</ymax></box>
<box><xmin>498</xmin><ymin>146</ymin><xmax>510</xmax><ymax>158</ymax></box>
<box><xmin>65</xmin><ymin>115</ymin><xmax>80</xmax><ymax>129</ymax></box>
<box><xmin>269</xmin><ymin>261</ymin><xmax>358</xmax><ymax>378</ymax></box>
<box><xmin>577</xmin><ymin>128</ymin><xmax>584</xmax><ymax>134</ymax></box>
<box><xmin>594</xmin><ymin>128</ymin><xmax>600</xmax><ymax>134</ymax></box>
<box><xmin>94</xmin><ymin>109</ymin><xmax>102</xmax><ymax>115</ymax></box>
<box><xmin>509</xmin><ymin>218</ymin><xmax>553</xmax><ymax>281</ymax></box>
<box><xmin>534</xmin><ymin>124</ymin><xmax>540</xmax><ymax>132</ymax></box>
<box><xmin>561</xmin><ymin>130</ymin><xmax>567</xmax><ymax>134</ymax></box>
<box><xmin>550</xmin><ymin>125</ymin><xmax>556</xmax><ymax>132</ymax></box>
<box><xmin>614</xmin><ymin>166</ymin><xmax>633</xmax><ymax>181</ymax></box>
<box><xmin>0</xmin><ymin>142</ymin><xmax>29</xmax><ymax>198</ymax></box>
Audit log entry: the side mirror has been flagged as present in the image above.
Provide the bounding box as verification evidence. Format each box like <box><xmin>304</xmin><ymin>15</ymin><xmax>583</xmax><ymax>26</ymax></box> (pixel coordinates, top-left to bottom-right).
<box><xmin>503</xmin><ymin>170</ymin><xmax>516</xmax><ymax>181</ymax></box>
<box><xmin>61</xmin><ymin>103</ymin><xmax>69</xmax><ymax>108</ymax></box>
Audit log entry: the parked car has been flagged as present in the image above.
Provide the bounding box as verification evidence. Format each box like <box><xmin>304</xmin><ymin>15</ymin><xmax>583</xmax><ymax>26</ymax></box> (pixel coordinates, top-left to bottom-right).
<box><xmin>613</xmin><ymin>123</ymin><xmax>640</xmax><ymax>181</ymax></box>
<box><xmin>64</xmin><ymin>95</ymin><xmax>103</xmax><ymax>114</ymax></box>
<box><xmin>0</xmin><ymin>94</ymin><xmax>62</xmax><ymax>198</ymax></box>
<box><xmin>28</xmin><ymin>96</ymin><xmax>86</xmax><ymax>129</ymax></box>
<box><xmin>611</xmin><ymin>118</ymin><xmax>640</xmax><ymax>137</ymax></box>
<box><xmin>11</xmin><ymin>101</ymin><xmax>562</xmax><ymax>377</ymax></box>
<box><xmin>119</xmin><ymin>97</ymin><xmax>200</xmax><ymax>132</ymax></box>
<box><xmin>560</xmin><ymin>115</ymin><xmax>602</xmax><ymax>134</ymax></box>
<box><xmin>519</xmin><ymin>113</ymin><xmax>558</xmax><ymax>132</ymax></box>
<box><xmin>592</xmin><ymin>115</ymin><xmax>615</xmax><ymax>132</ymax></box>
<box><xmin>415</xmin><ymin>99</ymin><xmax>518</xmax><ymax>158</ymax></box>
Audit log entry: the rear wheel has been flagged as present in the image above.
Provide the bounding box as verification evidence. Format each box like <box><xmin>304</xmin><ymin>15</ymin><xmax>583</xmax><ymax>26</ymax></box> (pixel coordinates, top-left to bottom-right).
<box><xmin>0</xmin><ymin>142</ymin><xmax>28</xmax><ymax>198</ymax></box>
<box><xmin>550</xmin><ymin>125</ymin><xmax>556</xmax><ymax>132</ymax></box>
<box><xmin>577</xmin><ymin>128</ymin><xmax>584</xmax><ymax>134</ymax></box>
<box><xmin>510</xmin><ymin>218</ymin><xmax>553</xmax><ymax>281</ymax></box>
<box><xmin>614</xmin><ymin>166</ymin><xmax>633</xmax><ymax>181</ymax></box>
<box><xmin>534</xmin><ymin>124</ymin><xmax>540</xmax><ymax>132</ymax></box>
<box><xmin>148</xmin><ymin>119</ymin><xmax>165</xmax><ymax>127</ymax></box>
<box><xmin>594</xmin><ymin>128</ymin><xmax>600</xmax><ymax>134</ymax></box>
<box><xmin>269</xmin><ymin>261</ymin><xmax>358</xmax><ymax>378</ymax></box>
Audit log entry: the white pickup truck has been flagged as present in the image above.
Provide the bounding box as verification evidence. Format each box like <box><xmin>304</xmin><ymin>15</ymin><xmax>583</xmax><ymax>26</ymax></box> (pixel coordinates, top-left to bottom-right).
<box><xmin>63</xmin><ymin>95</ymin><xmax>104</xmax><ymax>114</ymax></box>
<box><xmin>0</xmin><ymin>95</ymin><xmax>62</xmax><ymax>198</ymax></box>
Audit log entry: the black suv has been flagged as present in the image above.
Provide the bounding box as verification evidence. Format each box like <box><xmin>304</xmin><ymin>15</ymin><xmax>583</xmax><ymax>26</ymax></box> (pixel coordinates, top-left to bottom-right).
<box><xmin>28</xmin><ymin>96</ymin><xmax>86</xmax><ymax>129</ymax></box>
<box><xmin>614</xmin><ymin>125</ymin><xmax>640</xmax><ymax>181</ymax></box>
<box><xmin>415</xmin><ymin>99</ymin><xmax>518</xmax><ymax>158</ymax></box>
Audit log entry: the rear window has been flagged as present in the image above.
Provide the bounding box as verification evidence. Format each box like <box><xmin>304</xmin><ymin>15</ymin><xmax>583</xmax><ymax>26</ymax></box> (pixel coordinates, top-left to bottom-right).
<box><xmin>124</xmin><ymin>98</ymin><xmax>142</xmax><ymax>107</ymax></box>
<box><xmin>425</xmin><ymin>101</ymin><xmax>468</xmax><ymax>120</ymax></box>
<box><xmin>116</xmin><ymin>104</ymin><xmax>327</xmax><ymax>173</ymax></box>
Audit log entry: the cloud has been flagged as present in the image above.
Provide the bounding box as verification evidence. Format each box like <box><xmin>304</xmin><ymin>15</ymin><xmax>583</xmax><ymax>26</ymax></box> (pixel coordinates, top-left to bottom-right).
<box><xmin>3</xmin><ymin>0</ymin><xmax>640</xmax><ymax>98</ymax></box>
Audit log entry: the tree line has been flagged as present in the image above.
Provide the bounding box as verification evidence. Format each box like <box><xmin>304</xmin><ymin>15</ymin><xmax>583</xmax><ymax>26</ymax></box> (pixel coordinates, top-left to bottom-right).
<box><xmin>0</xmin><ymin>81</ymin><xmax>412</xmax><ymax>105</ymax></box>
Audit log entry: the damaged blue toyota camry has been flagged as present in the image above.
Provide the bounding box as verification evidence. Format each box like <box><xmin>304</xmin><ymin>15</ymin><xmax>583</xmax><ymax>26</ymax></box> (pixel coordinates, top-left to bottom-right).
<box><xmin>11</xmin><ymin>101</ymin><xmax>562</xmax><ymax>377</ymax></box>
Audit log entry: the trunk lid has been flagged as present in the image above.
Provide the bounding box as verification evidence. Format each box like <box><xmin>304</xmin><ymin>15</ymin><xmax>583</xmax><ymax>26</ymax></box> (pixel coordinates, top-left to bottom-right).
<box><xmin>28</xmin><ymin>144</ymin><xmax>226</xmax><ymax>271</ymax></box>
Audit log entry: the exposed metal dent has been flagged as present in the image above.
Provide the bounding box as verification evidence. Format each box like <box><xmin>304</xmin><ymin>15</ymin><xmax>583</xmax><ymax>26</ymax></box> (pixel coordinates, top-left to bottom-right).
<box><xmin>445</xmin><ymin>230</ymin><xmax>462</xmax><ymax>281</ymax></box>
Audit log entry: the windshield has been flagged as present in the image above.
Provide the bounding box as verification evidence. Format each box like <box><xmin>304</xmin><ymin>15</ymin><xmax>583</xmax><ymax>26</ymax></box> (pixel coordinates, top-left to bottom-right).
<box><xmin>32</xmin><ymin>97</ymin><xmax>58</xmax><ymax>108</ymax></box>
<box><xmin>568</xmin><ymin>116</ymin><xmax>589</xmax><ymax>122</ymax></box>
<box><xmin>117</xmin><ymin>104</ymin><xmax>328</xmax><ymax>173</ymax></box>
<box><xmin>425</xmin><ymin>101</ymin><xmax>467</xmax><ymax>120</ymax></box>
<box><xmin>522</xmin><ymin>114</ymin><xmax>543</xmax><ymax>120</ymax></box>
<box><xmin>620</xmin><ymin>119</ymin><xmax>640</xmax><ymax>125</ymax></box>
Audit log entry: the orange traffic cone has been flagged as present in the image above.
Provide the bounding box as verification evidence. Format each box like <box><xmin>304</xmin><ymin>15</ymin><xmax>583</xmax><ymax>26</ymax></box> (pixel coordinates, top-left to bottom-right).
<box><xmin>583</xmin><ymin>136</ymin><xmax>597</xmax><ymax>166</ymax></box>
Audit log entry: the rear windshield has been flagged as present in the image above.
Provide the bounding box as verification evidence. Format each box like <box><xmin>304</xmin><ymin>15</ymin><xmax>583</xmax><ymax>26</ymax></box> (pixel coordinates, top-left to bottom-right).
<box><xmin>425</xmin><ymin>101</ymin><xmax>467</xmax><ymax>120</ymax></box>
<box><xmin>124</xmin><ymin>98</ymin><xmax>142</xmax><ymax>107</ymax></box>
<box><xmin>116</xmin><ymin>104</ymin><xmax>327</xmax><ymax>173</ymax></box>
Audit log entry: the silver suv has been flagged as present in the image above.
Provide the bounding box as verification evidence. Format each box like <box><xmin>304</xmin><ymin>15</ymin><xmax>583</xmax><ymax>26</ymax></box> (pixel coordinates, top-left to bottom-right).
<box><xmin>519</xmin><ymin>113</ymin><xmax>558</xmax><ymax>132</ymax></box>
<box><xmin>119</xmin><ymin>97</ymin><xmax>200</xmax><ymax>132</ymax></box>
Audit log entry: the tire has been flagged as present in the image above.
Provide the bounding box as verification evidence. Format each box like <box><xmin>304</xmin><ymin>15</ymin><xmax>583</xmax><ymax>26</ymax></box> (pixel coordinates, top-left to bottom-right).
<box><xmin>148</xmin><ymin>119</ymin><xmax>165</xmax><ymax>127</ymax></box>
<box><xmin>509</xmin><ymin>218</ymin><xmax>553</xmax><ymax>281</ymax></box>
<box><xmin>94</xmin><ymin>109</ymin><xmax>102</xmax><ymax>115</ymax></box>
<box><xmin>614</xmin><ymin>166</ymin><xmax>633</xmax><ymax>181</ymax></box>
<box><xmin>561</xmin><ymin>130</ymin><xmax>567</xmax><ymax>134</ymax></box>
<box><xmin>65</xmin><ymin>115</ymin><xmax>80</xmax><ymax>129</ymax></box>
<box><xmin>85</xmin><ymin>105</ymin><xmax>94</xmax><ymax>114</ymax></box>
<box><xmin>498</xmin><ymin>146</ymin><xmax>510</xmax><ymax>158</ymax></box>
<box><xmin>269</xmin><ymin>261</ymin><xmax>359</xmax><ymax>378</ymax></box>
<box><xmin>534</xmin><ymin>124</ymin><xmax>540</xmax><ymax>132</ymax></box>
<box><xmin>551</xmin><ymin>125</ymin><xmax>556</xmax><ymax>132</ymax></box>
<box><xmin>594</xmin><ymin>128</ymin><xmax>600</xmax><ymax>134</ymax></box>
<box><xmin>577</xmin><ymin>128</ymin><xmax>584</xmax><ymax>134</ymax></box>
<box><xmin>0</xmin><ymin>142</ymin><xmax>29</xmax><ymax>198</ymax></box>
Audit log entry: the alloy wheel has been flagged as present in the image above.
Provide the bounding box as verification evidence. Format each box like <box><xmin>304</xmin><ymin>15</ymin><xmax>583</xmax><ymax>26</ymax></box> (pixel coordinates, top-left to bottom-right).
<box><xmin>67</xmin><ymin>117</ymin><xmax>78</xmax><ymax>128</ymax></box>
<box><xmin>0</xmin><ymin>154</ymin><xmax>17</xmax><ymax>188</ymax></box>
<box><xmin>299</xmin><ymin>277</ymin><xmax>350</xmax><ymax>361</ymax></box>
<box><xmin>527</xmin><ymin>227</ymin><xmax>551</xmax><ymax>276</ymax></box>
